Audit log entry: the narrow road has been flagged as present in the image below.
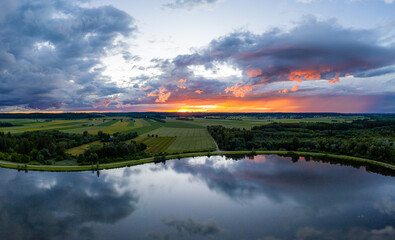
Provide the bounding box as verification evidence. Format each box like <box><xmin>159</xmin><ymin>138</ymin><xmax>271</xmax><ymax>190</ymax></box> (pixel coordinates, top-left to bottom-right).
<box><xmin>210</xmin><ymin>135</ymin><xmax>221</xmax><ymax>152</ymax></box>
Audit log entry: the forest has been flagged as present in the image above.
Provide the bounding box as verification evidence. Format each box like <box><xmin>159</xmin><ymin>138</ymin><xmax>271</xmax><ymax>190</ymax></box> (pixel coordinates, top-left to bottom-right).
<box><xmin>208</xmin><ymin>119</ymin><xmax>395</xmax><ymax>164</ymax></box>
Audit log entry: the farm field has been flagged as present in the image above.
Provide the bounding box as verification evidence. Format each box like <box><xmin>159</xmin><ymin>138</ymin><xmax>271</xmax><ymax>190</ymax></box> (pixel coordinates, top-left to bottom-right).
<box><xmin>66</xmin><ymin>141</ymin><xmax>103</xmax><ymax>156</ymax></box>
<box><xmin>144</xmin><ymin>127</ymin><xmax>216</xmax><ymax>153</ymax></box>
<box><xmin>180</xmin><ymin>116</ymin><xmax>367</xmax><ymax>130</ymax></box>
<box><xmin>62</xmin><ymin>118</ymin><xmax>160</xmax><ymax>135</ymax></box>
<box><xmin>134</xmin><ymin>136</ymin><xmax>176</xmax><ymax>154</ymax></box>
<box><xmin>0</xmin><ymin>119</ymin><xmax>90</xmax><ymax>133</ymax></box>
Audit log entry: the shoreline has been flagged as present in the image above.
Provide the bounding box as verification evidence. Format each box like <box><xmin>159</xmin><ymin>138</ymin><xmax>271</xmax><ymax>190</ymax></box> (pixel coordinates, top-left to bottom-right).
<box><xmin>0</xmin><ymin>150</ymin><xmax>394</xmax><ymax>172</ymax></box>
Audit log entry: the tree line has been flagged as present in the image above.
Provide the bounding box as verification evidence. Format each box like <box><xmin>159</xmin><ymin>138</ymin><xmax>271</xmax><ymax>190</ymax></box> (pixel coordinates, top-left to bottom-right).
<box><xmin>208</xmin><ymin>119</ymin><xmax>395</xmax><ymax>164</ymax></box>
<box><xmin>0</xmin><ymin>130</ymin><xmax>146</xmax><ymax>165</ymax></box>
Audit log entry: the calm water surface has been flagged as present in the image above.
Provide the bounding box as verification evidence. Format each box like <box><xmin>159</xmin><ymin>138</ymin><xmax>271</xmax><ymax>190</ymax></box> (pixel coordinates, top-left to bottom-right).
<box><xmin>0</xmin><ymin>155</ymin><xmax>394</xmax><ymax>240</ymax></box>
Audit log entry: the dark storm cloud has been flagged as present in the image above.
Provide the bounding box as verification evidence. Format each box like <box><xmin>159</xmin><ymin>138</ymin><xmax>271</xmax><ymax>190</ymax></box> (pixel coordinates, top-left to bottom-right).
<box><xmin>0</xmin><ymin>0</ymin><xmax>136</xmax><ymax>110</ymax></box>
<box><xmin>163</xmin><ymin>0</ymin><xmax>221</xmax><ymax>10</ymax></box>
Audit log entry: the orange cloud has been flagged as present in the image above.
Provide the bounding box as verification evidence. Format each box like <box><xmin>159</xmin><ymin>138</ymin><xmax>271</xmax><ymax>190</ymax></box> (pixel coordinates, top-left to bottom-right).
<box><xmin>291</xmin><ymin>85</ymin><xmax>299</xmax><ymax>92</ymax></box>
<box><xmin>156</xmin><ymin>88</ymin><xmax>171</xmax><ymax>103</ymax></box>
<box><xmin>178</xmin><ymin>78</ymin><xmax>187</xmax><ymax>83</ymax></box>
<box><xmin>224</xmin><ymin>84</ymin><xmax>253</xmax><ymax>98</ymax></box>
<box><xmin>279</xmin><ymin>89</ymin><xmax>289</xmax><ymax>94</ymax></box>
<box><xmin>245</xmin><ymin>69</ymin><xmax>262</xmax><ymax>78</ymax></box>
<box><xmin>195</xmin><ymin>90</ymin><xmax>203</xmax><ymax>94</ymax></box>
<box><xmin>93</xmin><ymin>96</ymin><xmax>120</xmax><ymax>108</ymax></box>
<box><xmin>289</xmin><ymin>68</ymin><xmax>330</xmax><ymax>83</ymax></box>
<box><xmin>147</xmin><ymin>88</ymin><xmax>171</xmax><ymax>103</ymax></box>
<box><xmin>328</xmin><ymin>73</ymin><xmax>340</xmax><ymax>84</ymax></box>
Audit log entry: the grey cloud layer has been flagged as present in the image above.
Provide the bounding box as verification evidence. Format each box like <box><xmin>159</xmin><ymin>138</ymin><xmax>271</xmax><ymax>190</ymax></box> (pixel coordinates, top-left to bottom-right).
<box><xmin>0</xmin><ymin>0</ymin><xmax>135</xmax><ymax>110</ymax></box>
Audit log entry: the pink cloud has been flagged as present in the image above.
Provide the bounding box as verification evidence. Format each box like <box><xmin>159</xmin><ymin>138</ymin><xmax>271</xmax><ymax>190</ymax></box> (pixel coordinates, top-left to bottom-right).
<box><xmin>245</xmin><ymin>69</ymin><xmax>262</xmax><ymax>78</ymax></box>
<box><xmin>93</xmin><ymin>96</ymin><xmax>120</xmax><ymax>108</ymax></box>
<box><xmin>147</xmin><ymin>88</ymin><xmax>171</xmax><ymax>103</ymax></box>
<box><xmin>225</xmin><ymin>84</ymin><xmax>252</xmax><ymax>98</ymax></box>
<box><xmin>291</xmin><ymin>85</ymin><xmax>299</xmax><ymax>92</ymax></box>
<box><xmin>328</xmin><ymin>73</ymin><xmax>341</xmax><ymax>84</ymax></box>
<box><xmin>279</xmin><ymin>89</ymin><xmax>289</xmax><ymax>94</ymax></box>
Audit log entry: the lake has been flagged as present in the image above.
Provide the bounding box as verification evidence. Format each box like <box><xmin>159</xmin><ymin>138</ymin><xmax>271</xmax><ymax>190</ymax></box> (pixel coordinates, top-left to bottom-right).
<box><xmin>0</xmin><ymin>155</ymin><xmax>394</xmax><ymax>240</ymax></box>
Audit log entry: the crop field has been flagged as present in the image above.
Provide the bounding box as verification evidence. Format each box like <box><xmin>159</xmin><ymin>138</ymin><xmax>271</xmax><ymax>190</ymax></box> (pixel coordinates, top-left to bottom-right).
<box><xmin>134</xmin><ymin>136</ymin><xmax>176</xmax><ymax>154</ymax></box>
<box><xmin>160</xmin><ymin>120</ymin><xmax>203</xmax><ymax>128</ymax></box>
<box><xmin>97</xmin><ymin>119</ymin><xmax>119</xmax><ymax>127</ymax></box>
<box><xmin>184</xmin><ymin>116</ymin><xmax>367</xmax><ymax>130</ymax></box>
<box><xmin>65</xmin><ymin>118</ymin><xmax>146</xmax><ymax>134</ymax></box>
<box><xmin>128</xmin><ymin>119</ymin><xmax>135</xmax><ymax>127</ymax></box>
<box><xmin>0</xmin><ymin>119</ymin><xmax>89</xmax><ymax>133</ymax></box>
<box><xmin>144</xmin><ymin>127</ymin><xmax>216</xmax><ymax>152</ymax></box>
<box><xmin>66</xmin><ymin>141</ymin><xmax>103</xmax><ymax>156</ymax></box>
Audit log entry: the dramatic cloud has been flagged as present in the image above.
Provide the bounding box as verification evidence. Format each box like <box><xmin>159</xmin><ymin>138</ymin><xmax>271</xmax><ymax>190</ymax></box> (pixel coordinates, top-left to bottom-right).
<box><xmin>2</xmin><ymin>1</ymin><xmax>395</xmax><ymax>112</ymax></box>
<box><xmin>134</xmin><ymin>17</ymin><xmax>395</xmax><ymax>112</ymax></box>
<box><xmin>0</xmin><ymin>0</ymin><xmax>136</xmax><ymax>111</ymax></box>
<box><xmin>163</xmin><ymin>0</ymin><xmax>221</xmax><ymax>10</ymax></box>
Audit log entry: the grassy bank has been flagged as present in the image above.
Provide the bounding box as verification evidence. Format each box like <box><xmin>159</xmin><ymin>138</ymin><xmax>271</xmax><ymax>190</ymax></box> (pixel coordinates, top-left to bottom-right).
<box><xmin>0</xmin><ymin>150</ymin><xmax>394</xmax><ymax>172</ymax></box>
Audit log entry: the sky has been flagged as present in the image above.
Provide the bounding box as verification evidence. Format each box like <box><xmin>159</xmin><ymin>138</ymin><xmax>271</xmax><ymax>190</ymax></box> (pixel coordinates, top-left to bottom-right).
<box><xmin>1</xmin><ymin>0</ymin><xmax>395</xmax><ymax>113</ymax></box>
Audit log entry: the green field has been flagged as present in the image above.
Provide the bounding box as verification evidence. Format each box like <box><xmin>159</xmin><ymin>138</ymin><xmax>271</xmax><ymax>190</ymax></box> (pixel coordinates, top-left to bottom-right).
<box><xmin>0</xmin><ymin>119</ymin><xmax>89</xmax><ymax>133</ymax></box>
<box><xmin>66</xmin><ymin>141</ymin><xmax>103</xmax><ymax>156</ymax></box>
<box><xmin>134</xmin><ymin>136</ymin><xmax>176</xmax><ymax>154</ymax></box>
<box><xmin>181</xmin><ymin>116</ymin><xmax>366</xmax><ymax>129</ymax></box>
<box><xmin>144</xmin><ymin>127</ymin><xmax>216</xmax><ymax>152</ymax></box>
